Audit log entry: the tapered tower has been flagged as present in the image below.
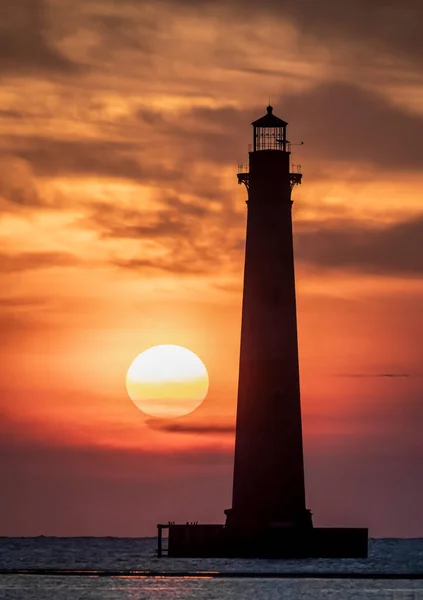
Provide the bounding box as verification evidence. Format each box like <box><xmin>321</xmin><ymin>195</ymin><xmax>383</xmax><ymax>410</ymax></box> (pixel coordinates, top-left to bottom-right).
<box><xmin>225</xmin><ymin>105</ymin><xmax>310</xmax><ymax>531</ymax></box>
<box><xmin>158</xmin><ymin>107</ymin><xmax>368</xmax><ymax>559</ymax></box>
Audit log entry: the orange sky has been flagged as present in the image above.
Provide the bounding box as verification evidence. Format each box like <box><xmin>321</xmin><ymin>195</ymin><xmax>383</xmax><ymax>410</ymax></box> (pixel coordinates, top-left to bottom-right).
<box><xmin>1</xmin><ymin>0</ymin><xmax>423</xmax><ymax>537</ymax></box>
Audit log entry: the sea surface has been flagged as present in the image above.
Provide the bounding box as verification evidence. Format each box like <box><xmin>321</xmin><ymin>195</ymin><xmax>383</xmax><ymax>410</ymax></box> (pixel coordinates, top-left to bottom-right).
<box><xmin>1</xmin><ymin>537</ymin><xmax>423</xmax><ymax>599</ymax></box>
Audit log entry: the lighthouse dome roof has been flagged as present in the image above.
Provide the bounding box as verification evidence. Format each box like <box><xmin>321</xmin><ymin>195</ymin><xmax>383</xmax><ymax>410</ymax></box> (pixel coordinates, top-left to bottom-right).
<box><xmin>252</xmin><ymin>105</ymin><xmax>288</xmax><ymax>127</ymax></box>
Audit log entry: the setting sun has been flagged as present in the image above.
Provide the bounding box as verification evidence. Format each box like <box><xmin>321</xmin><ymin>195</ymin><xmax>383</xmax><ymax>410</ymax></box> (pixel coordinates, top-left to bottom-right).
<box><xmin>126</xmin><ymin>345</ymin><xmax>209</xmax><ymax>418</ymax></box>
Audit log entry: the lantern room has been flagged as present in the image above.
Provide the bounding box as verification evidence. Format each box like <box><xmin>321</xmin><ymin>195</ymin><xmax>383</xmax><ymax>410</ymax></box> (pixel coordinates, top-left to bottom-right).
<box><xmin>252</xmin><ymin>105</ymin><xmax>288</xmax><ymax>152</ymax></box>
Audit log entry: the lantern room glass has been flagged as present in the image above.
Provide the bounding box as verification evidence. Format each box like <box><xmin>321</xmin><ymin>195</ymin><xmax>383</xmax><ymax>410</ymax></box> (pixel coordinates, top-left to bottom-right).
<box><xmin>254</xmin><ymin>126</ymin><xmax>286</xmax><ymax>151</ymax></box>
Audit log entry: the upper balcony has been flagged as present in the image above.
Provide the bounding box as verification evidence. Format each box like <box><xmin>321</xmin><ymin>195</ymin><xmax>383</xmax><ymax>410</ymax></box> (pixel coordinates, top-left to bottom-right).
<box><xmin>236</xmin><ymin>162</ymin><xmax>303</xmax><ymax>191</ymax></box>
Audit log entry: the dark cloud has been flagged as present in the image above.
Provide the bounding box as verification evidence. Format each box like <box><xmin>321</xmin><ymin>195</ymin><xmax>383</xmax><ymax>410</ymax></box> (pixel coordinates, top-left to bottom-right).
<box><xmin>147</xmin><ymin>419</ymin><xmax>235</xmax><ymax>435</ymax></box>
<box><xmin>137</xmin><ymin>81</ymin><xmax>423</xmax><ymax>174</ymax></box>
<box><xmin>0</xmin><ymin>0</ymin><xmax>81</xmax><ymax>75</ymax></box>
<box><xmin>337</xmin><ymin>373</ymin><xmax>412</xmax><ymax>379</ymax></box>
<box><xmin>0</xmin><ymin>412</ymin><xmax>231</xmax><ymax>465</ymax></box>
<box><xmin>282</xmin><ymin>82</ymin><xmax>423</xmax><ymax>170</ymax></box>
<box><xmin>0</xmin><ymin>251</ymin><xmax>81</xmax><ymax>273</ymax></box>
<box><xmin>84</xmin><ymin>197</ymin><xmax>241</xmax><ymax>275</ymax></box>
<box><xmin>137</xmin><ymin>105</ymin><xmax>249</xmax><ymax>166</ymax></box>
<box><xmin>296</xmin><ymin>214</ymin><xmax>423</xmax><ymax>276</ymax></box>
<box><xmin>87</xmin><ymin>203</ymin><xmax>188</xmax><ymax>240</ymax></box>
<box><xmin>7</xmin><ymin>137</ymin><xmax>179</xmax><ymax>183</ymax></box>
<box><xmin>377</xmin><ymin>373</ymin><xmax>411</xmax><ymax>378</ymax></box>
<box><xmin>88</xmin><ymin>197</ymin><xmax>208</xmax><ymax>241</ymax></box>
<box><xmin>278</xmin><ymin>0</ymin><xmax>423</xmax><ymax>67</ymax></box>
<box><xmin>145</xmin><ymin>83</ymin><xmax>423</xmax><ymax>172</ymax></box>
<box><xmin>113</xmin><ymin>257</ymin><xmax>205</xmax><ymax>275</ymax></box>
<box><xmin>159</xmin><ymin>0</ymin><xmax>423</xmax><ymax>68</ymax></box>
<box><xmin>111</xmin><ymin>233</ymin><xmax>231</xmax><ymax>275</ymax></box>
<box><xmin>0</xmin><ymin>159</ymin><xmax>42</xmax><ymax>208</ymax></box>
<box><xmin>0</xmin><ymin>110</ymin><xmax>24</xmax><ymax>119</ymax></box>
<box><xmin>0</xmin><ymin>296</ymin><xmax>48</xmax><ymax>308</ymax></box>
<box><xmin>87</xmin><ymin>11</ymin><xmax>158</xmax><ymax>56</ymax></box>
<box><xmin>7</xmin><ymin>85</ymin><xmax>418</xmax><ymax>216</ymax></box>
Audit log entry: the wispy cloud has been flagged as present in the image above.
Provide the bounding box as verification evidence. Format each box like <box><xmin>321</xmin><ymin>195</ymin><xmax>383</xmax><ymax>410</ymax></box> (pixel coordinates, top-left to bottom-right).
<box><xmin>0</xmin><ymin>251</ymin><xmax>81</xmax><ymax>273</ymax></box>
<box><xmin>0</xmin><ymin>0</ymin><xmax>83</xmax><ymax>75</ymax></box>
<box><xmin>147</xmin><ymin>419</ymin><xmax>235</xmax><ymax>435</ymax></box>
<box><xmin>296</xmin><ymin>214</ymin><xmax>423</xmax><ymax>277</ymax></box>
<box><xmin>336</xmin><ymin>373</ymin><xmax>412</xmax><ymax>378</ymax></box>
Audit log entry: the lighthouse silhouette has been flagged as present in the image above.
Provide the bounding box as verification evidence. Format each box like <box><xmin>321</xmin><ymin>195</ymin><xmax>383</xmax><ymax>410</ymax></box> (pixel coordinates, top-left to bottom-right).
<box><xmin>158</xmin><ymin>107</ymin><xmax>368</xmax><ymax>558</ymax></box>
<box><xmin>224</xmin><ymin>105</ymin><xmax>310</xmax><ymax>532</ymax></box>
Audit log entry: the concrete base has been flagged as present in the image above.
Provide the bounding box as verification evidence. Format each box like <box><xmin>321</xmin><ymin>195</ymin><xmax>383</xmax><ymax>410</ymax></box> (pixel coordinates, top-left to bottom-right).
<box><xmin>159</xmin><ymin>524</ymin><xmax>368</xmax><ymax>558</ymax></box>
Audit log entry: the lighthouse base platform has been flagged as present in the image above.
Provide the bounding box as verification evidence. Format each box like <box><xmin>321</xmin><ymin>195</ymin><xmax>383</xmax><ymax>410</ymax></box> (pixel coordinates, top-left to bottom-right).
<box><xmin>157</xmin><ymin>524</ymin><xmax>368</xmax><ymax>558</ymax></box>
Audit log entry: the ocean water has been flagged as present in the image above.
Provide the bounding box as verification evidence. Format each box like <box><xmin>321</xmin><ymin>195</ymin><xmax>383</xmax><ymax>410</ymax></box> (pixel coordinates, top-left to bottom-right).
<box><xmin>1</xmin><ymin>537</ymin><xmax>423</xmax><ymax>599</ymax></box>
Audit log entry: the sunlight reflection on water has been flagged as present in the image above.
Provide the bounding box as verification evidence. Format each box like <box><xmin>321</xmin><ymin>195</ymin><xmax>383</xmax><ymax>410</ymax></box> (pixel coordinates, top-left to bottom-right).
<box><xmin>1</xmin><ymin>575</ymin><xmax>423</xmax><ymax>600</ymax></box>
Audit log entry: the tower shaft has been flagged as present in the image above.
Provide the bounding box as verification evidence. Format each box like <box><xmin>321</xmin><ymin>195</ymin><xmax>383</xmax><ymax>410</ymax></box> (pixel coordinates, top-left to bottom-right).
<box><xmin>159</xmin><ymin>106</ymin><xmax>368</xmax><ymax>559</ymax></box>
<box><xmin>227</xmin><ymin>149</ymin><xmax>308</xmax><ymax>530</ymax></box>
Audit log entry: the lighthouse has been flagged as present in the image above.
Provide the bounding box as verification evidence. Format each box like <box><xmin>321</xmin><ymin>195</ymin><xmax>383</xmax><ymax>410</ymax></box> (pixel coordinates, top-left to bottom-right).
<box><xmin>224</xmin><ymin>105</ymin><xmax>311</xmax><ymax>532</ymax></box>
<box><xmin>158</xmin><ymin>107</ymin><xmax>368</xmax><ymax>558</ymax></box>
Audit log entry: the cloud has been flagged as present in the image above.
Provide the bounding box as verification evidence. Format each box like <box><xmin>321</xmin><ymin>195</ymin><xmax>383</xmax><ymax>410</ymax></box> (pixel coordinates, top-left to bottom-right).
<box><xmin>277</xmin><ymin>0</ymin><xmax>423</xmax><ymax>68</ymax></box>
<box><xmin>134</xmin><ymin>81</ymin><xmax>423</xmax><ymax>177</ymax></box>
<box><xmin>137</xmin><ymin>105</ymin><xmax>248</xmax><ymax>166</ymax></box>
<box><xmin>0</xmin><ymin>158</ymin><xmax>42</xmax><ymax>208</ymax></box>
<box><xmin>144</xmin><ymin>83</ymin><xmax>423</xmax><ymax>172</ymax></box>
<box><xmin>111</xmin><ymin>234</ymin><xmax>232</xmax><ymax>275</ymax></box>
<box><xmin>336</xmin><ymin>373</ymin><xmax>412</xmax><ymax>378</ymax></box>
<box><xmin>296</xmin><ymin>214</ymin><xmax>423</xmax><ymax>276</ymax></box>
<box><xmin>86</xmin><ymin>10</ymin><xmax>159</xmax><ymax>56</ymax></box>
<box><xmin>113</xmin><ymin>257</ymin><xmax>205</xmax><ymax>275</ymax></box>
<box><xmin>282</xmin><ymin>82</ymin><xmax>423</xmax><ymax>170</ymax></box>
<box><xmin>147</xmin><ymin>419</ymin><xmax>235</xmax><ymax>435</ymax></box>
<box><xmin>8</xmin><ymin>137</ymin><xmax>179</xmax><ymax>183</ymax></box>
<box><xmin>0</xmin><ymin>251</ymin><xmax>81</xmax><ymax>273</ymax></box>
<box><xmin>88</xmin><ymin>199</ymin><xmax>199</xmax><ymax>240</ymax></box>
<box><xmin>0</xmin><ymin>110</ymin><xmax>25</xmax><ymax>119</ymax></box>
<box><xmin>0</xmin><ymin>296</ymin><xmax>48</xmax><ymax>308</ymax></box>
<box><xmin>83</xmin><ymin>195</ymin><xmax>243</xmax><ymax>276</ymax></box>
<box><xmin>160</xmin><ymin>0</ymin><xmax>423</xmax><ymax>68</ymax></box>
<box><xmin>86</xmin><ymin>199</ymin><xmax>214</xmax><ymax>274</ymax></box>
<box><xmin>0</xmin><ymin>0</ymin><xmax>81</xmax><ymax>75</ymax></box>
